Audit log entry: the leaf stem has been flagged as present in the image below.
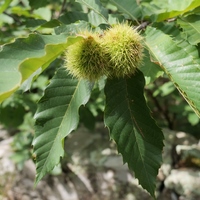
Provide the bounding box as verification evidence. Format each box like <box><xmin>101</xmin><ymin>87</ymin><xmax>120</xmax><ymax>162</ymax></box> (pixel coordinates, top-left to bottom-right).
<box><xmin>59</xmin><ymin>0</ymin><xmax>67</xmax><ymax>16</ymax></box>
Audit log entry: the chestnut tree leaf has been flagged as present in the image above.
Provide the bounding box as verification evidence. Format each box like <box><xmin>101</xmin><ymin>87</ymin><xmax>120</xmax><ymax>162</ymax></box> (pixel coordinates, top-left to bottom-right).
<box><xmin>141</xmin><ymin>0</ymin><xmax>200</xmax><ymax>22</ymax></box>
<box><xmin>0</xmin><ymin>34</ymin><xmax>83</xmax><ymax>103</ymax></box>
<box><xmin>33</xmin><ymin>67</ymin><xmax>92</xmax><ymax>184</ymax></box>
<box><xmin>104</xmin><ymin>70</ymin><xmax>164</xmax><ymax>197</ymax></box>
<box><xmin>0</xmin><ymin>0</ymin><xmax>12</xmax><ymax>14</ymax></box>
<box><xmin>177</xmin><ymin>15</ymin><xmax>200</xmax><ymax>45</ymax></box>
<box><xmin>76</xmin><ymin>0</ymin><xmax>108</xmax><ymax>23</ymax></box>
<box><xmin>109</xmin><ymin>0</ymin><xmax>141</xmax><ymax>21</ymax></box>
<box><xmin>145</xmin><ymin>26</ymin><xmax>200</xmax><ymax>118</ymax></box>
<box><xmin>140</xmin><ymin>49</ymin><xmax>163</xmax><ymax>84</ymax></box>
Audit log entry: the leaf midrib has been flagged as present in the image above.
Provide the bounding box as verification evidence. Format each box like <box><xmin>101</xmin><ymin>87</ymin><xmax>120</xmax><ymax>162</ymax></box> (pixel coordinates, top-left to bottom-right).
<box><xmin>38</xmin><ymin>78</ymin><xmax>82</xmax><ymax>178</ymax></box>
<box><xmin>124</xmin><ymin>79</ymin><xmax>153</xmax><ymax>194</ymax></box>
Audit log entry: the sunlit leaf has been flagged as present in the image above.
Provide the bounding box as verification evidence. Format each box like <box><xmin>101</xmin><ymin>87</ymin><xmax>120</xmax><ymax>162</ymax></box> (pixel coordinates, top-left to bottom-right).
<box><xmin>0</xmin><ymin>34</ymin><xmax>83</xmax><ymax>103</ymax></box>
<box><xmin>0</xmin><ymin>0</ymin><xmax>12</xmax><ymax>14</ymax></box>
<box><xmin>141</xmin><ymin>0</ymin><xmax>200</xmax><ymax>22</ymax></box>
<box><xmin>145</xmin><ymin>27</ymin><xmax>200</xmax><ymax>118</ymax></box>
<box><xmin>33</xmin><ymin>68</ymin><xmax>92</xmax><ymax>184</ymax></box>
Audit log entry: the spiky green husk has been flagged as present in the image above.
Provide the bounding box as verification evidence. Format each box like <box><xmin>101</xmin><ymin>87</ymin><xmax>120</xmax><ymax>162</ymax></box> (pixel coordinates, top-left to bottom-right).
<box><xmin>103</xmin><ymin>24</ymin><xmax>144</xmax><ymax>78</ymax></box>
<box><xmin>65</xmin><ymin>31</ymin><xmax>108</xmax><ymax>81</ymax></box>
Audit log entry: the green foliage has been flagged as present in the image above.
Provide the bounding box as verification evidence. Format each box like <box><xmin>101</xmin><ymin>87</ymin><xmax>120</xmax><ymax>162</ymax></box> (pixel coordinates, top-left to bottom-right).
<box><xmin>0</xmin><ymin>0</ymin><xmax>12</xmax><ymax>14</ymax></box>
<box><xmin>0</xmin><ymin>94</ymin><xmax>26</xmax><ymax>127</ymax></box>
<box><xmin>104</xmin><ymin>71</ymin><xmax>163</xmax><ymax>197</ymax></box>
<box><xmin>141</xmin><ymin>0</ymin><xmax>200</xmax><ymax>22</ymax></box>
<box><xmin>76</xmin><ymin>0</ymin><xmax>108</xmax><ymax>23</ymax></box>
<box><xmin>1</xmin><ymin>0</ymin><xmax>200</xmax><ymax>198</ymax></box>
<box><xmin>33</xmin><ymin>67</ymin><xmax>92</xmax><ymax>184</ymax></box>
<box><xmin>109</xmin><ymin>0</ymin><xmax>142</xmax><ymax>22</ymax></box>
<box><xmin>145</xmin><ymin>27</ymin><xmax>200</xmax><ymax>118</ymax></box>
<box><xmin>11</xmin><ymin>112</ymin><xmax>35</xmax><ymax>170</ymax></box>
<box><xmin>177</xmin><ymin>15</ymin><xmax>200</xmax><ymax>45</ymax></box>
<box><xmin>146</xmin><ymin>77</ymin><xmax>200</xmax><ymax>135</ymax></box>
<box><xmin>0</xmin><ymin>34</ymin><xmax>83</xmax><ymax>103</ymax></box>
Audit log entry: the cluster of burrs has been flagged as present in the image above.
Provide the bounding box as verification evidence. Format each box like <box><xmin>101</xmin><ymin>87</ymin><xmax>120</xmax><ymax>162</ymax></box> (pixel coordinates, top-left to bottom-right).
<box><xmin>65</xmin><ymin>23</ymin><xmax>144</xmax><ymax>81</ymax></box>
